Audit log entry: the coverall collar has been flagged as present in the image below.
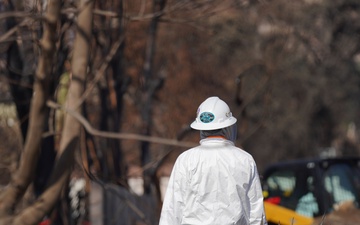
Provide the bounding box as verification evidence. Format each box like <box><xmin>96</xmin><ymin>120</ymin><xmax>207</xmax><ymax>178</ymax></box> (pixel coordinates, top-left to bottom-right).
<box><xmin>200</xmin><ymin>136</ymin><xmax>235</xmax><ymax>146</ymax></box>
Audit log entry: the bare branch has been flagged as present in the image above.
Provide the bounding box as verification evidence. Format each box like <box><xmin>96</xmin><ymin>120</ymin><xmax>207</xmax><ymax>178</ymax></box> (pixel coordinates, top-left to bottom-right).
<box><xmin>47</xmin><ymin>100</ymin><xmax>197</xmax><ymax>149</ymax></box>
<box><xmin>0</xmin><ymin>11</ymin><xmax>31</xmax><ymax>20</ymax></box>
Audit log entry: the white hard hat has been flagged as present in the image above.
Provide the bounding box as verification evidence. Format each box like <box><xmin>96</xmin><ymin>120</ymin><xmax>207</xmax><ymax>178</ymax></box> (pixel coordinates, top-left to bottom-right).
<box><xmin>190</xmin><ymin>96</ymin><xmax>237</xmax><ymax>130</ymax></box>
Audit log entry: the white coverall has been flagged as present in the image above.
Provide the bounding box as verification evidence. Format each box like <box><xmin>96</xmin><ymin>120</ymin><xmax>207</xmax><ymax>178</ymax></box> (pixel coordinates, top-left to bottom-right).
<box><xmin>159</xmin><ymin>137</ymin><xmax>267</xmax><ymax>225</ymax></box>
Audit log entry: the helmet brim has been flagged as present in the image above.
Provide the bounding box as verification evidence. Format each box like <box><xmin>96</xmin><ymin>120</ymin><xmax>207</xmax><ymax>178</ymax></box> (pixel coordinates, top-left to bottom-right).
<box><xmin>190</xmin><ymin>117</ymin><xmax>237</xmax><ymax>130</ymax></box>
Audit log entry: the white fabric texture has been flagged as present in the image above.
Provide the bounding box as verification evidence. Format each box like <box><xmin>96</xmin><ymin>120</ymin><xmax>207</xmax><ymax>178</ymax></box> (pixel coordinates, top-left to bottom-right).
<box><xmin>159</xmin><ymin>138</ymin><xmax>267</xmax><ymax>225</ymax></box>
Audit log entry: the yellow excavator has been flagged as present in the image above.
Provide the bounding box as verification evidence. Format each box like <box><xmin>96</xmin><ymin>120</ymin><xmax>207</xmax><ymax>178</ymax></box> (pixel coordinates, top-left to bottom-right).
<box><xmin>261</xmin><ymin>157</ymin><xmax>360</xmax><ymax>225</ymax></box>
<box><xmin>264</xmin><ymin>202</ymin><xmax>313</xmax><ymax>225</ymax></box>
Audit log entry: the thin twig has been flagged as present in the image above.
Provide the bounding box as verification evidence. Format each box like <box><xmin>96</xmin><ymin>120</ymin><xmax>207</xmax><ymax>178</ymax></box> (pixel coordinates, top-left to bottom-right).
<box><xmin>319</xmin><ymin>214</ymin><xmax>326</xmax><ymax>225</ymax></box>
<box><xmin>0</xmin><ymin>19</ymin><xmax>29</xmax><ymax>43</ymax></box>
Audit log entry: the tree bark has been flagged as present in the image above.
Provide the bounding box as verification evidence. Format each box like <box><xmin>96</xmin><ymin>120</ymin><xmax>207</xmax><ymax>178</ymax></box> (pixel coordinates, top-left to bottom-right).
<box><xmin>12</xmin><ymin>0</ymin><xmax>94</xmax><ymax>224</ymax></box>
<box><xmin>0</xmin><ymin>0</ymin><xmax>60</xmax><ymax>221</ymax></box>
<box><xmin>141</xmin><ymin>0</ymin><xmax>166</xmax><ymax>194</ymax></box>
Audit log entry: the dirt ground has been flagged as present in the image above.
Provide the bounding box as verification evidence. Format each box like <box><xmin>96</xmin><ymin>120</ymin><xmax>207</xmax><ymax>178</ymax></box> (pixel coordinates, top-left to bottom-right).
<box><xmin>312</xmin><ymin>201</ymin><xmax>360</xmax><ymax>225</ymax></box>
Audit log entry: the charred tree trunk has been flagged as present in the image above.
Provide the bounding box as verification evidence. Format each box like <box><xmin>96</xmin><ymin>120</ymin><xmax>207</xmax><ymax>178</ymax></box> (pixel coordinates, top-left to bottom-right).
<box><xmin>92</xmin><ymin>0</ymin><xmax>128</xmax><ymax>183</ymax></box>
<box><xmin>108</xmin><ymin>0</ymin><xmax>128</xmax><ymax>182</ymax></box>
<box><xmin>3</xmin><ymin>0</ymin><xmax>32</xmax><ymax>149</ymax></box>
<box><xmin>140</xmin><ymin>0</ymin><xmax>166</xmax><ymax>195</ymax></box>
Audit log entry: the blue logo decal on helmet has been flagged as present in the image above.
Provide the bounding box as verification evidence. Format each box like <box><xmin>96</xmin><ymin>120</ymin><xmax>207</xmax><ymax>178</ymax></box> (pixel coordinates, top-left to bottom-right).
<box><xmin>200</xmin><ymin>112</ymin><xmax>215</xmax><ymax>123</ymax></box>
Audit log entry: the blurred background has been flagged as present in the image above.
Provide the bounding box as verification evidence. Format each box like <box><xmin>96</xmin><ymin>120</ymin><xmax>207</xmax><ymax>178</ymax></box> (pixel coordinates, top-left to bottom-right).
<box><xmin>0</xmin><ymin>0</ymin><xmax>359</xmax><ymax>224</ymax></box>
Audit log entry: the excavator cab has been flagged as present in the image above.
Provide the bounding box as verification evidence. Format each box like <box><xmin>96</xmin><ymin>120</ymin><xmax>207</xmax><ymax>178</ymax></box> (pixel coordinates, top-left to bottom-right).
<box><xmin>262</xmin><ymin>157</ymin><xmax>360</xmax><ymax>225</ymax></box>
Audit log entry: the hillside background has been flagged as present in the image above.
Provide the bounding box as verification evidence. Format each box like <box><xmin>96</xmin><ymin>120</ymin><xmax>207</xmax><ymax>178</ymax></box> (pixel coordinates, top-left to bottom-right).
<box><xmin>0</xmin><ymin>0</ymin><xmax>359</xmax><ymax>223</ymax></box>
<box><xmin>0</xmin><ymin>0</ymin><xmax>359</xmax><ymax>176</ymax></box>
<box><xmin>110</xmin><ymin>0</ymin><xmax>360</xmax><ymax>172</ymax></box>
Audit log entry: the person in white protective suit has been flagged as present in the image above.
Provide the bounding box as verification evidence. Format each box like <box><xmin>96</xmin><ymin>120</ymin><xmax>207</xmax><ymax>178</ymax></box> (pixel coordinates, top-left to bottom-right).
<box><xmin>159</xmin><ymin>96</ymin><xmax>267</xmax><ymax>225</ymax></box>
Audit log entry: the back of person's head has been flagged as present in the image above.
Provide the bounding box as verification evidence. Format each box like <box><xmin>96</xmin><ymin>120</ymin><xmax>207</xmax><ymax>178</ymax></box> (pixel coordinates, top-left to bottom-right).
<box><xmin>191</xmin><ymin>96</ymin><xmax>237</xmax><ymax>142</ymax></box>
